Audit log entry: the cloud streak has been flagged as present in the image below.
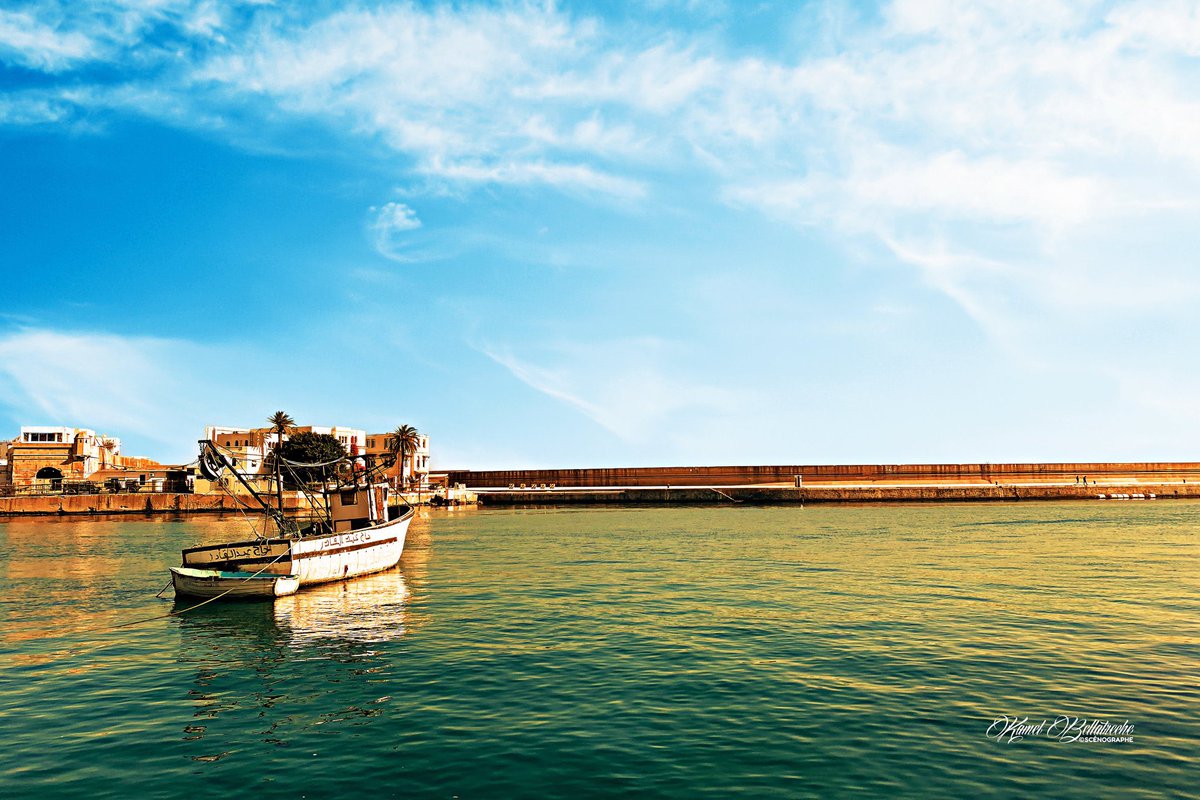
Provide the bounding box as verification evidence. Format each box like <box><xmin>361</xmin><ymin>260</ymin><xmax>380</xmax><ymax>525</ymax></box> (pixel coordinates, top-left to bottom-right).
<box><xmin>0</xmin><ymin>9</ymin><xmax>96</xmax><ymax>71</ymax></box>
<box><xmin>0</xmin><ymin>328</ymin><xmax>264</xmax><ymax>462</ymax></box>
<box><xmin>480</xmin><ymin>338</ymin><xmax>749</xmax><ymax>445</ymax></box>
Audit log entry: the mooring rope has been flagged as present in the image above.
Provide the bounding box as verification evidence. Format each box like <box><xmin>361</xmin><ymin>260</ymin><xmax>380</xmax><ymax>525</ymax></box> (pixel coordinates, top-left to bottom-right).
<box><xmin>39</xmin><ymin>547</ymin><xmax>298</xmax><ymax>662</ymax></box>
<box><xmin>113</xmin><ymin>548</ymin><xmax>296</xmax><ymax>628</ymax></box>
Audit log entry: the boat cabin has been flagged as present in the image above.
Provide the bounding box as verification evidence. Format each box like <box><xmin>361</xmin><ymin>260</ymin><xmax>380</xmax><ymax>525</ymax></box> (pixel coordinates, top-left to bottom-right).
<box><xmin>328</xmin><ymin>484</ymin><xmax>391</xmax><ymax>532</ymax></box>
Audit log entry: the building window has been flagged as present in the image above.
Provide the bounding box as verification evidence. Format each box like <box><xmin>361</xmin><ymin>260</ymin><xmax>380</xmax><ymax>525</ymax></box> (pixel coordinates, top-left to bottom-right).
<box><xmin>24</xmin><ymin>432</ymin><xmax>64</xmax><ymax>443</ymax></box>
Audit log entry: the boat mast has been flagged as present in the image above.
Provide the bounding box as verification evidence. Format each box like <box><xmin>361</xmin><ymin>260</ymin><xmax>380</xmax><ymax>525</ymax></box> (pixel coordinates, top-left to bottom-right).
<box><xmin>274</xmin><ymin>432</ymin><xmax>285</xmax><ymax>518</ymax></box>
<box><xmin>199</xmin><ymin>440</ymin><xmax>286</xmax><ymax>529</ymax></box>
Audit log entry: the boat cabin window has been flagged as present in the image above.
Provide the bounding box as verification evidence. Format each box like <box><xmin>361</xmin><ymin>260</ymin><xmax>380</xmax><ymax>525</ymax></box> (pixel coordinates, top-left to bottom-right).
<box><xmin>341</xmin><ymin>490</ymin><xmax>358</xmax><ymax>505</ymax></box>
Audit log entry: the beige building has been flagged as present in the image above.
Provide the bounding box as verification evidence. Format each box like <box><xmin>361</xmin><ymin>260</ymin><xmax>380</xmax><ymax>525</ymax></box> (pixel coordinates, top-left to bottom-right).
<box><xmin>1</xmin><ymin>425</ymin><xmax>159</xmax><ymax>490</ymax></box>
<box><xmin>200</xmin><ymin>423</ymin><xmax>428</xmax><ymax>491</ymax></box>
<box><xmin>204</xmin><ymin>423</ymin><xmax>368</xmax><ymax>477</ymax></box>
<box><xmin>365</xmin><ymin>431</ymin><xmax>431</xmax><ymax>488</ymax></box>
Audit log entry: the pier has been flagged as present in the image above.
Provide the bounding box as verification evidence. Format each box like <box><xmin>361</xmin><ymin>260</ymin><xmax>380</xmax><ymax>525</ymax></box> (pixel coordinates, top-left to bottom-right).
<box><xmin>475</xmin><ymin>483</ymin><xmax>1200</xmax><ymax>505</ymax></box>
<box><xmin>451</xmin><ymin>461</ymin><xmax>1200</xmax><ymax>506</ymax></box>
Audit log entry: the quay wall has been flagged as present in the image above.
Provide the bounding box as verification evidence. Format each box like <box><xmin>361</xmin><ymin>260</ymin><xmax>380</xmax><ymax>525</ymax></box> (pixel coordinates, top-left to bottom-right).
<box><xmin>449</xmin><ymin>462</ymin><xmax>1200</xmax><ymax>488</ymax></box>
<box><xmin>479</xmin><ymin>483</ymin><xmax>1200</xmax><ymax>506</ymax></box>
<box><xmin>0</xmin><ymin>493</ymin><xmax>305</xmax><ymax>516</ymax></box>
<box><xmin>0</xmin><ymin>488</ymin><xmax>476</xmax><ymax>516</ymax></box>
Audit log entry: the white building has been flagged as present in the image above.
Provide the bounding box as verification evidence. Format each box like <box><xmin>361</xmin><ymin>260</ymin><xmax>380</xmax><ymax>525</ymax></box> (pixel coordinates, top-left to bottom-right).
<box><xmin>20</xmin><ymin>426</ymin><xmax>121</xmax><ymax>452</ymax></box>
<box><xmin>2</xmin><ymin>425</ymin><xmax>132</xmax><ymax>488</ymax></box>
<box><xmin>296</xmin><ymin>425</ymin><xmax>367</xmax><ymax>454</ymax></box>
<box><xmin>18</xmin><ymin>426</ymin><xmax>121</xmax><ymax>475</ymax></box>
<box><xmin>203</xmin><ymin>423</ymin><xmax>367</xmax><ymax>476</ymax></box>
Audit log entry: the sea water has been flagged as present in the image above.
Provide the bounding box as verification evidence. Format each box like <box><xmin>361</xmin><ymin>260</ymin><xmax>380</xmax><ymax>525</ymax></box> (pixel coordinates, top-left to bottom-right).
<box><xmin>0</xmin><ymin>503</ymin><xmax>1196</xmax><ymax>798</ymax></box>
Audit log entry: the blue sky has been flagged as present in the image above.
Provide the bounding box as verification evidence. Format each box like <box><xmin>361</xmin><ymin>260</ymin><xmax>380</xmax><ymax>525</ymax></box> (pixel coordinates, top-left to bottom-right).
<box><xmin>2</xmin><ymin>0</ymin><xmax>1199</xmax><ymax>467</ymax></box>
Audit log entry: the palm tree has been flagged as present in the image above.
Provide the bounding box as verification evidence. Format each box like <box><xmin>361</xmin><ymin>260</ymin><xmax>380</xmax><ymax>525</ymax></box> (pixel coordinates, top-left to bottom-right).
<box><xmin>387</xmin><ymin>424</ymin><xmax>421</xmax><ymax>489</ymax></box>
<box><xmin>267</xmin><ymin>411</ymin><xmax>296</xmax><ymax>515</ymax></box>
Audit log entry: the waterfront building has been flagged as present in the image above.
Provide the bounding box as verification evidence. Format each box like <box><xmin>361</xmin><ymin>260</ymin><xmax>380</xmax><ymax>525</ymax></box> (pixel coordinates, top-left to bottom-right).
<box><xmin>198</xmin><ymin>423</ymin><xmax>427</xmax><ymax>495</ymax></box>
<box><xmin>365</xmin><ymin>431</ymin><xmax>431</xmax><ymax>488</ymax></box>
<box><xmin>203</xmin><ymin>423</ymin><xmax>368</xmax><ymax>478</ymax></box>
<box><xmin>0</xmin><ymin>425</ymin><xmax>160</xmax><ymax>490</ymax></box>
<box><xmin>296</xmin><ymin>425</ymin><xmax>367</xmax><ymax>454</ymax></box>
<box><xmin>205</xmin><ymin>426</ymin><xmax>280</xmax><ymax>476</ymax></box>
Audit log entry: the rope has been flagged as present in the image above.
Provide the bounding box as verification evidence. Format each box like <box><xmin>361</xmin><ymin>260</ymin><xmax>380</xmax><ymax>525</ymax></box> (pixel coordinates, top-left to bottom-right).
<box><xmin>212</xmin><ymin>470</ymin><xmax>273</xmax><ymax>540</ymax></box>
<box><xmin>280</xmin><ymin>453</ymin><xmax>348</xmax><ymax>468</ymax></box>
<box><xmin>201</xmin><ymin>441</ymin><xmax>285</xmax><ymax>539</ymax></box>
<box><xmin>31</xmin><ymin>458</ymin><xmax>292</xmax><ymax>657</ymax></box>
<box><xmin>280</xmin><ymin>459</ymin><xmax>329</xmax><ymax>533</ymax></box>
<box><xmin>43</xmin><ymin>546</ymin><xmax>297</xmax><ymax>659</ymax></box>
<box><xmin>114</xmin><ymin>547</ymin><xmax>295</xmax><ymax>628</ymax></box>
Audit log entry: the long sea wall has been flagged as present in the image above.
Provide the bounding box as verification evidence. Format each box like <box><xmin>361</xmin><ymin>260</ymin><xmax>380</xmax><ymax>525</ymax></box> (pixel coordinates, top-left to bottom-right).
<box><xmin>478</xmin><ymin>483</ymin><xmax>1200</xmax><ymax>506</ymax></box>
<box><xmin>0</xmin><ymin>488</ymin><xmax>475</xmax><ymax>516</ymax></box>
<box><xmin>0</xmin><ymin>493</ymin><xmax>302</xmax><ymax>516</ymax></box>
<box><xmin>448</xmin><ymin>462</ymin><xmax>1200</xmax><ymax>488</ymax></box>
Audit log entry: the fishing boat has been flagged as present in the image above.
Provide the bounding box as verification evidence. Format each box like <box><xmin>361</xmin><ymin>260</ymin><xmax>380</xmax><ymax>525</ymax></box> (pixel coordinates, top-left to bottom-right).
<box><xmin>170</xmin><ymin>439</ymin><xmax>414</xmax><ymax>600</ymax></box>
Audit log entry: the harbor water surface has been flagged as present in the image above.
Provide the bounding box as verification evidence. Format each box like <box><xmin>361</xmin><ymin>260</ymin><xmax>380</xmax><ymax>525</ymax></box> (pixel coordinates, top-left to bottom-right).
<box><xmin>1</xmin><ymin>504</ymin><xmax>1196</xmax><ymax>798</ymax></box>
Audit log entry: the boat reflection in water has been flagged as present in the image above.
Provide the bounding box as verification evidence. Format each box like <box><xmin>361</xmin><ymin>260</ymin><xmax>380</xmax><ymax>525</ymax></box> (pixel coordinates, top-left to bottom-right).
<box><xmin>272</xmin><ymin>566</ymin><xmax>409</xmax><ymax>646</ymax></box>
<box><xmin>173</xmin><ymin>566</ymin><xmax>411</xmax><ymax>761</ymax></box>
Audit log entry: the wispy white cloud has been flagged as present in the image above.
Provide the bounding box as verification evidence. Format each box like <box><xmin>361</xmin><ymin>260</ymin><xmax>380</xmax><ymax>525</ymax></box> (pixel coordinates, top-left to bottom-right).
<box><xmin>0</xmin><ymin>9</ymin><xmax>97</xmax><ymax>71</ymax></box>
<box><xmin>372</xmin><ymin>200</ymin><xmax>421</xmax><ymax>231</ymax></box>
<box><xmin>0</xmin><ymin>91</ymin><xmax>72</xmax><ymax>125</ymax></box>
<box><xmin>0</xmin><ymin>328</ymin><xmax>257</xmax><ymax>461</ymax></box>
<box><xmin>423</xmin><ymin>157</ymin><xmax>646</xmax><ymax>199</ymax></box>
<box><xmin>728</xmin><ymin>152</ymin><xmax>1105</xmax><ymax>233</ymax></box>
<box><xmin>369</xmin><ymin>200</ymin><xmax>425</xmax><ymax>263</ymax></box>
<box><xmin>365</xmin><ymin>200</ymin><xmax>473</xmax><ymax>264</ymax></box>
<box><xmin>479</xmin><ymin>337</ymin><xmax>750</xmax><ymax>445</ymax></box>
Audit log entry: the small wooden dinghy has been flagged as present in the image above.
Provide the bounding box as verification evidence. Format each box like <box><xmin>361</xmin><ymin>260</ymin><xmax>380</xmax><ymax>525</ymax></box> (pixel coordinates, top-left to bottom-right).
<box><xmin>170</xmin><ymin>566</ymin><xmax>301</xmax><ymax>599</ymax></box>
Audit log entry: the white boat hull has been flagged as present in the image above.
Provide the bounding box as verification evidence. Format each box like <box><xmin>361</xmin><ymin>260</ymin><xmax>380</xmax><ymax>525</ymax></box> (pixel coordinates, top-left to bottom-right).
<box><xmin>175</xmin><ymin>508</ymin><xmax>412</xmax><ymax>598</ymax></box>
<box><xmin>171</xmin><ymin>567</ymin><xmax>300</xmax><ymax>599</ymax></box>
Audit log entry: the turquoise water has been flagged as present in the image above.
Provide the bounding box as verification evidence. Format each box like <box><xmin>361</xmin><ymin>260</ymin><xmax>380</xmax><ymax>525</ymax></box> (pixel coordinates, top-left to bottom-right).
<box><xmin>1</xmin><ymin>503</ymin><xmax>1196</xmax><ymax>798</ymax></box>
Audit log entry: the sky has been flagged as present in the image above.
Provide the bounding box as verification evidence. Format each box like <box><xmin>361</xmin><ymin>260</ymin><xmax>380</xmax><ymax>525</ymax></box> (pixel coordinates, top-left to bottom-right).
<box><xmin>2</xmin><ymin>0</ymin><xmax>1200</xmax><ymax>468</ymax></box>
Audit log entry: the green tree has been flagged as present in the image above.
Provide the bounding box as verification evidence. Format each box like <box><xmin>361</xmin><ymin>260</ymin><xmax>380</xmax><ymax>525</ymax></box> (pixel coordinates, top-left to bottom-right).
<box><xmin>278</xmin><ymin>432</ymin><xmax>344</xmax><ymax>488</ymax></box>
<box><xmin>267</xmin><ymin>411</ymin><xmax>296</xmax><ymax>512</ymax></box>
<box><xmin>387</xmin><ymin>425</ymin><xmax>421</xmax><ymax>488</ymax></box>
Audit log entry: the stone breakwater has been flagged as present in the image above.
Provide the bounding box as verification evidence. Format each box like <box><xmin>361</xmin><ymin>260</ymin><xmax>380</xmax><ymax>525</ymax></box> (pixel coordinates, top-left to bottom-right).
<box><xmin>477</xmin><ymin>483</ymin><xmax>1200</xmax><ymax>506</ymax></box>
<box><xmin>449</xmin><ymin>461</ymin><xmax>1200</xmax><ymax>488</ymax></box>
